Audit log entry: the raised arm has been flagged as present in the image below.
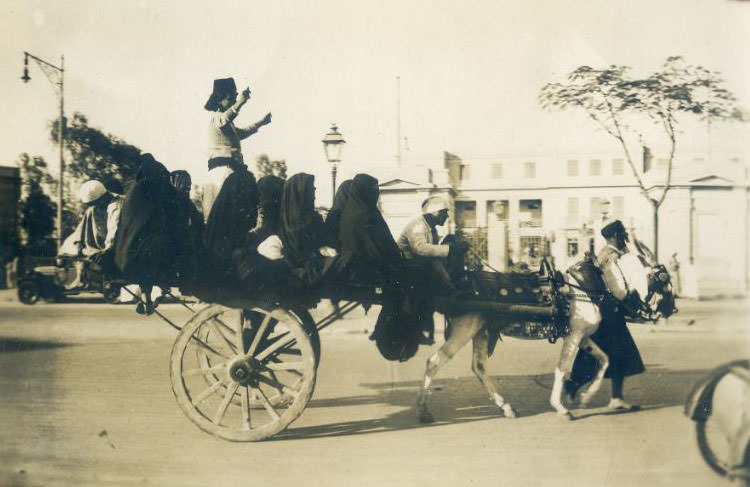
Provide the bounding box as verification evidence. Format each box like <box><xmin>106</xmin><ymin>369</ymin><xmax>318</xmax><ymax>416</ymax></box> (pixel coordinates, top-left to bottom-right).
<box><xmin>213</xmin><ymin>88</ymin><xmax>251</xmax><ymax>127</ymax></box>
<box><xmin>236</xmin><ymin>112</ymin><xmax>272</xmax><ymax>140</ymax></box>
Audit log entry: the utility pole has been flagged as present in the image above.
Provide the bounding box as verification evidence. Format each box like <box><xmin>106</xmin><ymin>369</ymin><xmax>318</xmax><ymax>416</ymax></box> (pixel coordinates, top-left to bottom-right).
<box><xmin>396</xmin><ymin>76</ymin><xmax>401</xmax><ymax>166</ymax></box>
<box><xmin>22</xmin><ymin>51</ymin><xmax>65</xmax><ymax>249</ymax></box>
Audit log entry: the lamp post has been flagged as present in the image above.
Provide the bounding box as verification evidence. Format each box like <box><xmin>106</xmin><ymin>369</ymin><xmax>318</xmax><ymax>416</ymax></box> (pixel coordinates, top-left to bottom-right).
<box><xmin>322</xmin><ymin>124</ymin><xmax>345</xmax><ymax>207</ymax></box>
<box><xmin>22</xmin><ymin>51</ymin><xmax>65</xmax><ymax>249</ymax></box>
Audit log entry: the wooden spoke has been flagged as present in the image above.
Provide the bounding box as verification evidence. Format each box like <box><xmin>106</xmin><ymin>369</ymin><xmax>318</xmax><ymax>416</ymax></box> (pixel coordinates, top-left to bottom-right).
<box><xmin>257</xmin><ymin>373</ymin><xmax>300</xmax><ymax>398</ymax></box>
<box><xmin>240</xmin><ymin>387</ymin><xmax>252</xmax><ymax>430</ymax></box>
<box><xmin>182</xmin><ymin>363</ymin><xmax>226</xmax><ymax>377</ymax></box>
<box><xmin>252</xmin><ymin>386</ymin><xmax>280</xmax><ymax>421</ymax></box>
<box><xmin>247</xmin><ymin>312</ymin><xmax>273</xmax><ymax>356</ymax></box>
<box><xmin>212</xmin><ymin>382</ymin><xmax>240</xmax><ymax>424</ymax></box>
<box><xmin>191</xmin><ymin>376</ymin><xmax>228</xmax><ymax>406</ymax></box>
<box><xmin>207</xmin><ymin>317</ymin><xmax>239</xmax><ymax>355</ymax></box>
<box><xmin>265</xmin><ymin>361</ymin><xmax>306</xmax><ymax>371</ymax></box>
<box><xmin>254</xmin><ymin>332</ymin><xmax>296</xmax><ymax>361</ymax></box>
<box><xmin>234</xmin><ymin>312</ymin><xmax>246</xmax><ymax>353</ymax></box>
<box><xmin>188</xmin><ymin>335</ymin><xmax>231</xmax><ymax>361</ymax></box>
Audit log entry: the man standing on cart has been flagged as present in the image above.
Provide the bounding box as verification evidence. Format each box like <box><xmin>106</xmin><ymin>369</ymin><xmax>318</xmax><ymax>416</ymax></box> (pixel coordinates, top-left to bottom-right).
<box><xmin>200</xmin><ymin>77</ymin><xmax>272</xmax><ymax>296</ymax></box>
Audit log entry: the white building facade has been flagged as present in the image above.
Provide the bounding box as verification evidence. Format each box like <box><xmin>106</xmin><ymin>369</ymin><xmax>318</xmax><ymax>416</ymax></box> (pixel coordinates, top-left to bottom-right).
<box><xmin>377</xmin><ymin>152</ymin><xmax>749</xmax><ymax>299</ymax></box>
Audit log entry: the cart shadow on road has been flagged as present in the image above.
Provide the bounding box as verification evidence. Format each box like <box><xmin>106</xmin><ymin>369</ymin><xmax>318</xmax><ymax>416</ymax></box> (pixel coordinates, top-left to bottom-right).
<box><xmin>0</xmin><ymin>337</ymin><xmax>73</xmax><ymax>353</ymax></box>
<box><xmin>275</xmin><ymin>365</ymin><xmax>710</xmax><ymax>441</ymax></box>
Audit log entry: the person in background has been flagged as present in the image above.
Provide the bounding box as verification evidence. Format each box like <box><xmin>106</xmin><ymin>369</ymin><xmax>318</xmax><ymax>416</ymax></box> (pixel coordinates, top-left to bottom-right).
<box><xmin>668</xmin><ymin>252</ymin><xmax>681</xmax><ymax>297</ymax></box>
<box><xmin>60</xmin><ymin>180</ymin><xmax>123</xmax><ymax>288</ymax></box>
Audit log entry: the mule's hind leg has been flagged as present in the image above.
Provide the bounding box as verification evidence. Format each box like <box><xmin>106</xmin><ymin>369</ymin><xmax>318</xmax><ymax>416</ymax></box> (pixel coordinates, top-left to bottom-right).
<box><xmin>550</xmin><ymin>333</ymin><xmax>583</xmax><ymax>418</ymax></box>
<box><xmin>576</xmin><ymin>337</ymin><xmax>609</xmax><ymax>407</ymax></box>
<box><xmin>417</xmin><ymin>312</ymin><xmax>484</xmax><ymax>424</ymax></box>
<box><xmin>472</xmin><ymin>328</ymin><xmax>516</xmax><ymax>418</ymax></box>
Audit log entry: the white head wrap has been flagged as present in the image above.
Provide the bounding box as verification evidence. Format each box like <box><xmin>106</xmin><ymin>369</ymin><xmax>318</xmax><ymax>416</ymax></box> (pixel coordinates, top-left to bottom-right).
<box><xmin>421</xmin><ymin>196</ymin><xmax>449</xmax><ymax>214</ymax></box>
<box><xmin>78</xmin><ymin>180</ymin><xmax>107</xmax><ymax>204</ymax></box>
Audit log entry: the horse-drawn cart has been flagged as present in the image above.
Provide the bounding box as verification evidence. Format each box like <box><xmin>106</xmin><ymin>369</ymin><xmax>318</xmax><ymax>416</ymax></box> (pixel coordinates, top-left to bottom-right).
<box><xmin>126</xmin><ymin>236</ymin><xmax>675</xmax><ymax>442</ymax></box>
<box><xmin>158</xmin><ymin>258</ymin><xmax>571</xmax><ymax>442</ymax></box>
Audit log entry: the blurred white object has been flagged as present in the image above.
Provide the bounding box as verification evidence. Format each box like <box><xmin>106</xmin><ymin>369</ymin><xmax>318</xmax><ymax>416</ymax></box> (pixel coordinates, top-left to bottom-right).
<box><xmin>319</xmin><ymin>246</ymin><xmax>338</xmax><ymax>258</ymax></box>
<box><xmin>257</xmin><ymin>235</ymin><xmax>284</xmax><ymax>260</ymax></box>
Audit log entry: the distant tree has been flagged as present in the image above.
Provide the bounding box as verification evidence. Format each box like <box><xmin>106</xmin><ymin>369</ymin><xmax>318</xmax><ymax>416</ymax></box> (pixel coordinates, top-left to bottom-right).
<box><xmin>539</xmin><ymin>56</ymin><xmax>744</xmax><ymax>258</ymax></box>
<box><xmin>17</xmin><ymin>153</ymin><xmax>56</xmax><ymax>254</ymax></box>
<box><xmin>256</xmin><ymin>154</ymin><xmax>288</xmax><ymax>179</ymax></box>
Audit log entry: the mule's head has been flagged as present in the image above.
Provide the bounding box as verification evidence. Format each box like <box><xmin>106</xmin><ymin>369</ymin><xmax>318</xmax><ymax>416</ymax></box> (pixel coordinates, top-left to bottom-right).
<box><xmin>647</xmin><ymin>264</ymin><xmax>678</xmax><ymax>319</ymax></box>
<box><xmin>626</xmin><ymin>240</ymin><xmax>678</xmax><ymax>321</ymax></box>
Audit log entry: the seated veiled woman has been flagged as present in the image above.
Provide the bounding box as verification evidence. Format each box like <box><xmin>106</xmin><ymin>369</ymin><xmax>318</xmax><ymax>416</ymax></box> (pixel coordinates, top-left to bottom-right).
<box><xmin>324</xmin><ymin>179</ymin><xmax>353</xmax><ymax>251</ymax></box>
<box><xmin>249</xmin><ymin>175</ymin><xmax>285</xmax><ymax>257</ymax></box>
<box><xmin>278</xmin><ymin>173</ymin><xmax>337</xmax><ymax>287</ymax></box>
<box><xmin>335</xmin><ymin>173</ymin><xmax>402</xmax><ymax>284</ymax></box>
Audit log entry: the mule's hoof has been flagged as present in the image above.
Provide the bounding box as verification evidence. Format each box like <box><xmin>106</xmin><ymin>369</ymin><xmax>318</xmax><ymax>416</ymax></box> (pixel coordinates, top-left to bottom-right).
<box><xmin>418</xmin><ymin>410</ymin><xmax>435</xmax><ymax>424</ymax></box>
<box><xmin>502</xmin><ymin>405</ymin><xmax>518</xmax><ymax>418</ymax></box>
<box><xmin>557</xmin><ymin>411</ymin><xmax>575</xmax><ymax>421</ymax></box>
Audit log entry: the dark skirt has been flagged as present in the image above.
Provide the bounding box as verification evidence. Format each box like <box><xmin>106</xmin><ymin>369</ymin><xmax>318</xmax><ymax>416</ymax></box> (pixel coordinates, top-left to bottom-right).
<box><xmin>568</xmin><ymin>304</ymin><xmax>645</xmax><ymax>392</ymax></box>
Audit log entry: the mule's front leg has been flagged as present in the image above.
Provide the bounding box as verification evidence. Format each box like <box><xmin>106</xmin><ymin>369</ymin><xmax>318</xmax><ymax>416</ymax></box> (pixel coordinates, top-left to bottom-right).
<box><xmin>472</xmin><ymin>329</ymin><xmax>516</xmax><ymax>418</ymax></box>
<box><xmin>418</xmin><ymin>350</ymin><xmax>448</xmax><ymax>424</ymax></box>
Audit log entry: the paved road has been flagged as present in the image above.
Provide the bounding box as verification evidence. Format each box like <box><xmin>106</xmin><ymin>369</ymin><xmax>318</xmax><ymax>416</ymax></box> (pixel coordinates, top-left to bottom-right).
<box><xmin>0</xmin><ymin>293</ymin><xmax>747</xmax><ymax>487</ymax></box>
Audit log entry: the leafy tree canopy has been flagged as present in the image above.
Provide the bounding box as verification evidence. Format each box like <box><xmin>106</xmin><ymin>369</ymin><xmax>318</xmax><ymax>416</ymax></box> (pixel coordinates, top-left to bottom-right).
<box><xmin>256</xmin><ymin>154</ymin><xmax>287</xmax><ymax>179</ymax></box>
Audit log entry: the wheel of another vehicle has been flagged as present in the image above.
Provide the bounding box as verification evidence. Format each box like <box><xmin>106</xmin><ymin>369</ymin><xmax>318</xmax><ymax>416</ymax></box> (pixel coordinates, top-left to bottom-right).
<box><xmin>17</xmin><ymin>280</ymin><xmax>40</xmax><ymax>305</ymax></box>
<box><xmin>171</xmin><ymin>303</ymin><xmax>317</xmax><ymax>442</ymax></box>
<box><xmin>695</xmin><ymin>417</ymin><xmax>731</xmax><ymax>477</ymax></box>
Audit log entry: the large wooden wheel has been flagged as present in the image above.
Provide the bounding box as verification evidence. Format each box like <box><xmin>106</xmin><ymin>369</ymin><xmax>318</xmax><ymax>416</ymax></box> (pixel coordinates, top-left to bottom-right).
<box><xmin>170</xmin><ymin>304</ymin><xmax>317</xmax><ymax>441</ymax></box>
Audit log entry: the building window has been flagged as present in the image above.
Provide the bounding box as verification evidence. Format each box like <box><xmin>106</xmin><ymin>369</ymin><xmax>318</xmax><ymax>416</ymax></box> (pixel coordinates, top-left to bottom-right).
<box><xmin>492</xmin><ymin>163</ymin><xmax>503</xmax><ymax>179</ymax></box>
<box><xmin>567</xmin><ymin>197</ymin><xmax>579</xmax><ymax>224</ymax></box>
<box><xmin>612</xmin><ymin>158</ymin><xmax>624</xmax><ymax>175</ymax></box>
<box><xmin>612</xmin><ymin>196</ymin><xmax>624</xmax><ymax>219</ymax></box>
<box><xmin>519</xmin><ymin>199</ymin><xmax>542</xmax><ymax>227</ymax></box>
<box><xmin>460</xmin><ymin>164</ymin><xmax>470</xmax><ymax>180</ymax></box>
<box><xmin>567</xmin><ymin>238</ymin><xmax>579</xmax><ymax>257</ymax></box>
<box><xmin>589</xmin><ymin>159</ymin><xmax>602</xmax><ymax>176</ymax></box>
<box><xmin>520</xmin><ymin>236</ymin><xmax>543</xmax><ymax>266</ymax></box>
<box><xmin>455</xmin><ymin>201</ymin><xmax>477</xmax><ymax>228</ymax></box>
<box><xmin>486</xmin><ymin>200</ymin><xmax>508</xmax><ymax>223</ymax></box>
<box><xmin>567</xmin><ymin>159</ymin><xmax>578</xmax><ymax>177</ymax></box>
<box><xmin>589</xmin><ymin>196</ymin><xmax>602</xmax><ymax>218</ymax></box>
<box><xmin>524</xmin><ymin>161</ymin><xmax>536</xmax><ymax>178</ymax></box>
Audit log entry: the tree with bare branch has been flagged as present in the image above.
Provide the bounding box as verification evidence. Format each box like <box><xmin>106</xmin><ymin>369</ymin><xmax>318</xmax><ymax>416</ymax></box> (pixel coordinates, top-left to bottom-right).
<box><xmin>539</xmin><ymin>56</ymin><xmax>743</xmax><ymax>258</ymax></box>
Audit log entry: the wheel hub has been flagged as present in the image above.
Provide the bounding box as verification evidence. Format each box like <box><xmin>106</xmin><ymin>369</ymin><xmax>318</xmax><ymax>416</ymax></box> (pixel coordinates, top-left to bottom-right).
<box><xmin>228</xmin><ymin>357</ymin><xmax>260</xmax><ymax>386</ymax></box>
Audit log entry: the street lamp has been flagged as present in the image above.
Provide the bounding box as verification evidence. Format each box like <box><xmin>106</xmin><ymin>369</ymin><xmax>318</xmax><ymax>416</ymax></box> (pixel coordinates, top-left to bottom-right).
<box><xmin>322</xmin><ymin>123</ymin><xmax>345</xmax><ymax>206</ymax></box>
<box><xmin>22</xmin><ymin>51</ymin><xmax>65</xmax><ymax>249</ymax></box>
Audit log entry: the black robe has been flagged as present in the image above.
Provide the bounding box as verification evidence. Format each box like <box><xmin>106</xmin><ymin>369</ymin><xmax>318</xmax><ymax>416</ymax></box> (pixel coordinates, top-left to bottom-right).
<box><xmin>337</xmin><ymin>174</ymin><xmax>401</xmax><ymax>283</ymax></box>
<box><xmin>566</xmin><ymin>299</ymin><xmax>646</xmax><ymax>396</ymax></box>
<box><xmin>114</xmin><ymin>154</ymin><xmax>185</xmax><ymax>287</ymax></box>
<box><xmin>202</xmin><ymin>165</ymin><xmax>258</xmax><ymax>282</ymax></box>
<box><xmin>324</xmin><ymin>179</ymin><xmax>353</xmax><ymax>250</ymax></box>
<box><xmin>278</xmin><ymin>173</ymin><xmax>331</xmax><ymax>285</ymax></box>
<box><xmin>251</xmin><ymin>175</ymin><xmax>285</xmax><ymax>245</ymax></box>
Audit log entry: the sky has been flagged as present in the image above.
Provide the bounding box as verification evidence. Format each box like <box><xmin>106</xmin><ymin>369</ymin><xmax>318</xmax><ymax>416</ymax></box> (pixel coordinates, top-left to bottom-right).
<box><xmin>1</xmin><ymin>0</ymin><xmax>749</xmax><ymax>202</ymax></box>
